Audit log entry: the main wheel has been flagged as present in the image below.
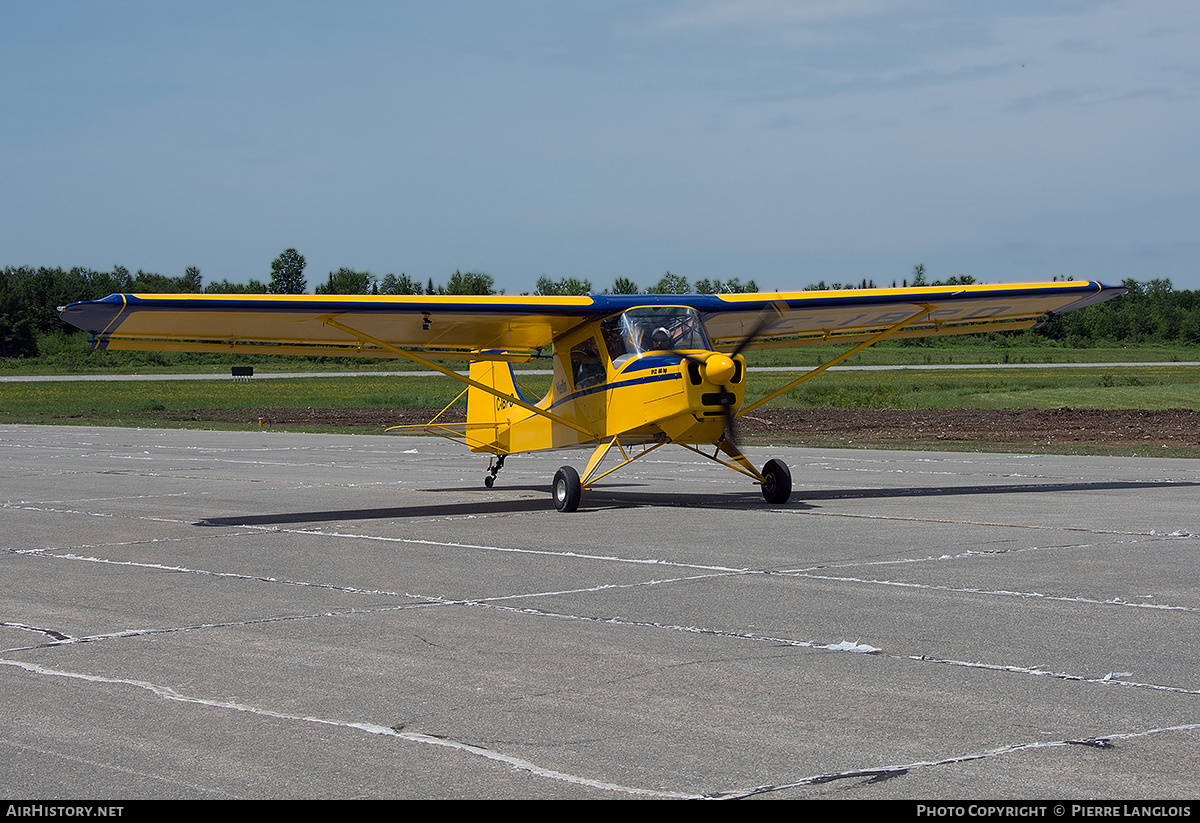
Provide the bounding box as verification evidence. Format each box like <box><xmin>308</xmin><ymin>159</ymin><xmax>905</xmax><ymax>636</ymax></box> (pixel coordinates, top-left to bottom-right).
<box><xmin>760</xmin><ymin>458</ymin><xmax>792</xmax><ymax>504</ymax></box>
<box><xmin>552</xmin><ymin>466</ymin><xmax>582</xmax><ymax>512</ymax></box>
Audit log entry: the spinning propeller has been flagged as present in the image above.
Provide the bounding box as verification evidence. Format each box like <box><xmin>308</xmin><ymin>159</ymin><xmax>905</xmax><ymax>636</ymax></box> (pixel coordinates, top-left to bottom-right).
<box><xmin>684</xmin><ymin>307</ymin><xmax>780</xmax><ymax>447</ymax></box>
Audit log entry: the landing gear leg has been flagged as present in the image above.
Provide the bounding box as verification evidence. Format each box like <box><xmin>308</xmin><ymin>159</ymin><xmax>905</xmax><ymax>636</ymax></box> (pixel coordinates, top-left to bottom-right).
<box><xmin>484</xmin><ymin>454</ymin><xmax>506</xmax><ymax>488</ymax></box>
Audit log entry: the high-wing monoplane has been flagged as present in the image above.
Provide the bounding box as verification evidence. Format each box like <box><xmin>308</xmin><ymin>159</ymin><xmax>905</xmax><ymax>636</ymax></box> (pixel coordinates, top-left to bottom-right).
<box><xmin>59</xmin><ymin>281</ymin><xmax>1124</xmax><ymax>511</ymax></box>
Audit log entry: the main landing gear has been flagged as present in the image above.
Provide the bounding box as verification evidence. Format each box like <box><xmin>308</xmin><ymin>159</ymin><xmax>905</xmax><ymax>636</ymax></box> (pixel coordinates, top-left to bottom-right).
<box><xmin>549</xmin><ymin>440</ymin><xmax>792</xmax><ymax>513</ymax></box>
<box><xmin>552</xmin><ymin>466</ymin><xmax>582</xmax><ymax>512</ymax></box>
<box><xmin>760</xmin><ymin>458</ymin><xmax>792</xmax><ymax>505</ymax></box>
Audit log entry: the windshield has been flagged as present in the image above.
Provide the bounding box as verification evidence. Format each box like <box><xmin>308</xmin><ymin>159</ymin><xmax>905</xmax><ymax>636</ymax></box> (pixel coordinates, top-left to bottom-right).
<box><xmin>600</xmin><ymin>306</ymin><xmax>712</xmax><ymax>363</ymax></box>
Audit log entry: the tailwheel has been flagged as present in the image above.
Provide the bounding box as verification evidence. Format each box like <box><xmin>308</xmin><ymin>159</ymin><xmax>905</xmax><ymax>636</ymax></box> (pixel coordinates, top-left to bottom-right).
<box><xmin>760</xmin><ymin>458</ymin><xmax>791</xmax><ymax>504</ymax></box>
<box><xmin>484</xmin><ymin>454</ymin><xmax>505</xmax><ymax>488</ymax></box>
<box><xmin>552</xmin><ymin>466</ymin><xmax>582</xmax><ymax>512</ymax></box>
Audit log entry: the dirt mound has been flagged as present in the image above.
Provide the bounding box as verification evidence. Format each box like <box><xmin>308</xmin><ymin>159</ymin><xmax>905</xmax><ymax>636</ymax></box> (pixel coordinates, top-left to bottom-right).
<box><xmin>737</xmin><ymin>407</ymin><xmax>1198</xmax><ymax>454</ymax></box>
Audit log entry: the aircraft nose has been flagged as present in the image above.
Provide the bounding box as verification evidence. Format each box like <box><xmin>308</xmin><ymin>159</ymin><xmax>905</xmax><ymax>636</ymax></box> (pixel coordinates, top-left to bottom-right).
<box><xmin>704</xmin><ymin>354</ymin><xmax>736</xmax><ymax>385</ymax></box>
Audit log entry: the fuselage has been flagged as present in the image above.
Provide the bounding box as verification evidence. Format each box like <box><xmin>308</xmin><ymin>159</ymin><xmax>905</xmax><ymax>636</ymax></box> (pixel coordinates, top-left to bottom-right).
<box><xmin>467</xmin><ymin>306</ymin><xmax>747</xmax><ymax>454</ymax></box>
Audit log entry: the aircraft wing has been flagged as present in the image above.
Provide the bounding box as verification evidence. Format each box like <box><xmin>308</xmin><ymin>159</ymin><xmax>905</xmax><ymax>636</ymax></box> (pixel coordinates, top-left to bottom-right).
<box><xmin>695</xmin><ymin>280</ymin><xmax>1126</xmax><ymax>350</ymax></box>
<box><xmin>58</xmin><ymin>293</ymin><xmax>603</xmax><ymax>359</ymax></box>
<box><xmin>59</xmin><ymin>281</ymin><xmax>1125</xmax><ymax>358</ymax></box>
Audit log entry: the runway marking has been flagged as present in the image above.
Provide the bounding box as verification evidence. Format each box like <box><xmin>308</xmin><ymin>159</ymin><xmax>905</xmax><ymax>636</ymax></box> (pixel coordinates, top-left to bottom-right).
<box><xmin>0</xmin><ymin>658</ymin><xmax>698</xmax><ymax>799</ymax></box>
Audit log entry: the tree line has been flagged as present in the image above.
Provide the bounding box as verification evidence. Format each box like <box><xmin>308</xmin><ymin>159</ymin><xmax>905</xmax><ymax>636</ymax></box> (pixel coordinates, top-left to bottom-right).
<box><xmin>2</xmin><ymin>250</ymin><xmax>1198</xmax><ymax>359</ymax></box>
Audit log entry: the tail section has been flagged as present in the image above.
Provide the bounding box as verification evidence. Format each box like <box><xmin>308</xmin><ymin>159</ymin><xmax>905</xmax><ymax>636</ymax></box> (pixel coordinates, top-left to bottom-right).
<box><xmin>466</xmin><ymin>360</ymin><xmax>528</xmax><ymax>453</ymax></box>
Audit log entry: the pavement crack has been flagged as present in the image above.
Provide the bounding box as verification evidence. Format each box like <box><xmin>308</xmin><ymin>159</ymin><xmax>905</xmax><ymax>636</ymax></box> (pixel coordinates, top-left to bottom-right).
<box><xmin>3</xmin><ymin>606</ymin><xmax>423</xmax><ymax>654</ymax></box>
<box><xmin>1</xmin><ymin>622</ymin><xmax>73</xmax><ymax>643</ymax></box>
<box><xmin>0</xmin><ymin>658</ymin><xmax>700</xmax><ymax>799</ymax></box>
<box><xmin>809</xmin><ymin>767</ymin><xmax>910</xmax><ymax>786</ymax></box>
<box><xmin>721</xmin><ymin>723</ymin><xmax>1200</xmax><ymax>799</ymax></box>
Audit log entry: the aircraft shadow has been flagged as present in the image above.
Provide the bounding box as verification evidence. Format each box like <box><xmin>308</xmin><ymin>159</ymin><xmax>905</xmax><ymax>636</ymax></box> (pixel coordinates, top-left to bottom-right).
<box><xmin>796</xmin><ymin>479</ymin><xmax>1200</xmax><ymax>501</ymax></box>
<box><xmin>194</xmin><ymin>479</ymin><xmax>1197</xmax><ymax>526</ymax></box>
<box><xmin>195</xmin><ymin>494</ymin><xmax>554</xmax><ymax>527</ymax></box>
<box><xmin>548</xmin><ymin>478</ymin><xmax>1200</xmax><ymax>512</ymax></box>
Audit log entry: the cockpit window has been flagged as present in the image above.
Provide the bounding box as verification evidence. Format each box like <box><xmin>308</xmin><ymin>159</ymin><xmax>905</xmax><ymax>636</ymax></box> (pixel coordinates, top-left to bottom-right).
<box><xmin>569</xmin><ymin>336</ymin><xmax>605</xmax><ymax>389</ymax></box>
<box><xmin>601</xmin><ymin>306</ymin><xmax>711</xmax><ymax>365</ymax></box>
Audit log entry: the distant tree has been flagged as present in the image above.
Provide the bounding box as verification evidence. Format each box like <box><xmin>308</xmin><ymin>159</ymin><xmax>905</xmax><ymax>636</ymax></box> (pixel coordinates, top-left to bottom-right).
<box><xmin>440</xmin><ymin>270</ymin><xmax>495</xmax><ymax>295</ymax></box>
<box><xmin>205</xmin><ymin>279</ymin><xmax>269</xmax><ymax>294</ymax></box>
<box><xmin>379</xmin><ymin>273</ymin><xmax>424</xmax><ymax>295</ymax></box>
<box><xmin>0</xmin><ymin>273</ymin><xmax>38</xmax><ymax>357</ymax></box>
<box><xmin>939</xmin><ymin>275</ymin><xmax>976</xmax><ymax>286</ymax></box>
<box><xmin>269</xmin><ymin>249</ymin><xmax>307</xmax><ymax>294</ymax></box>
<box><xmin>911</xmin><ymin>264</ymin><xmax>927</xmax><ymax>287</ymax></box>
<box><xmin>130</xmin><ymin>270</ymin><xmax>182</xmax><ymax>292</ymax></box>
<box><xmin>609</xmin><ymin>277</ymin><xmax>639</xmax><ymax>294</ymax></box>
<box><xmin>73</xmin><ymin>267</ymin><xmax>123</xmax><ymax>299</ymax></box>
<box><xmin>697</xmin><ymin>277</ymin><xmax>759</xmax><ymax>294</ymax></box>
<box><xmin>181</xmin><ymin>266</ymin><xmax>203</xmax><ymax>292</ymax></box>
<box><xmin>316</xmin><ymin>268</ymin><xmax>375</xmax><ymax>295</ymax></box>
<box><xmin>721</xmin><ymin>277</ymin><xmax>759</xmax><ymax>293</ymax></box>
<box><xmin>1180</xmin><ymin>309</ymin><xmax>1200</xmax><ymax>344</ymax></box>
<box><xmin>646</xmin><ymin>271</ymin><xmax>689</xmax><ymax>294</ymax></box>
<box><xmin>535</xmin><ymin>276</ymin><xmax>592</xmax><ymax>295</ymax></box>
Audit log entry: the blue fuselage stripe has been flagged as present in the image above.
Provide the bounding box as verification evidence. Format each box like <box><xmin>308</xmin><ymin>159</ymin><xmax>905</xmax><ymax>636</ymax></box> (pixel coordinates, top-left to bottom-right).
<box><xmin>548</xmin><ymin>371</ymin><xmax>682</xmax><ymax>412</ymax></box>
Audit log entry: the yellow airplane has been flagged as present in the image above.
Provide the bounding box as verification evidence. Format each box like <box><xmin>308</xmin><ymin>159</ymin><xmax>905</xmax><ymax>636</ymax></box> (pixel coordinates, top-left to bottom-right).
<box><xmin>59</xmin><ymin>281</ymin><xmax>1124</xmax><ymax>511</ymax></box>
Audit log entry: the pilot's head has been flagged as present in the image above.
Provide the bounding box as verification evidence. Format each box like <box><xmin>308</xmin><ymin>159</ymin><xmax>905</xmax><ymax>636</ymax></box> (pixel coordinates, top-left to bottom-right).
<box><xmin>651</xmin><ymin>327</ymin><xmax>671</xmax><ymax>350</ymax></box>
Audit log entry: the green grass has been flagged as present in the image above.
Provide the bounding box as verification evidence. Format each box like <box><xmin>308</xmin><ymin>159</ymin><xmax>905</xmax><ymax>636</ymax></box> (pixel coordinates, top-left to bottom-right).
<box><xmin>2</xmin><ymin>366</ymin><xmax>1197</xmax><ymax>435</ymax></box>
<box><xmin>743</xmin><ymin>337</ymin><xmax>1200</xmax><ymax>369</ymax></box>
<box><xmin>3</xmin><ymin>330</ymin><xmax>1198</xmax><ymax>375</ymax></box>
<box><xmin>0</xmin><ymin>375</ymin><xmax>478</xmax><ymax>428</ymax></box>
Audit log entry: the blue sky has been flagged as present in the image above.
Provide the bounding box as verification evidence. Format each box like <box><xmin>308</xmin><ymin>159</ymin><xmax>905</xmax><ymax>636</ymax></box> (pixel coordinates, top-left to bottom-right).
<box><xmin>3</xmin><ymin>1</ymin><xmax>1197</xmax><ymax>293</ymax></box>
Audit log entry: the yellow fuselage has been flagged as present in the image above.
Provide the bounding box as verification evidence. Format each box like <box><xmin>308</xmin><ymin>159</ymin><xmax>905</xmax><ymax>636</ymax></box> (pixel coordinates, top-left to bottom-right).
<box><xmin>466</xmin><ymin>320</ymin><xmax>746</xmax><ymax>455</ymax></box>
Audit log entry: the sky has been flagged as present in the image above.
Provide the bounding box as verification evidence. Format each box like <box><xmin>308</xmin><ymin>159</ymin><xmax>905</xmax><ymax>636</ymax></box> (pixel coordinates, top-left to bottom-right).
<box><xmin>2</xmin><ymin>0</ymin><xmax>1198</xmax><ymax>293</ymax></box>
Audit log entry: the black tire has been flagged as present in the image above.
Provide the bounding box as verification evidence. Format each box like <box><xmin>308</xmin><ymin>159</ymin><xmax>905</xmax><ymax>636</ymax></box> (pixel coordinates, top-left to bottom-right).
<box><xmin>484</xmin><ymin>475</ymin><xmax>494</xmax><ymax>488</ymax></box>
<box><xmin>552</xmin><ymin>466</ymin><xmax>582</xmax><ymax>512</ymax></box>
<box><xmin>761</xmin><ymin>459</ymin><xmax>791</xmax><ymax>504</ymax></box>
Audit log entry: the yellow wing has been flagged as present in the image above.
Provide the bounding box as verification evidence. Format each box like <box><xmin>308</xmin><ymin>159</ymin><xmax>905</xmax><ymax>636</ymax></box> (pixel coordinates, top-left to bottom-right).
<box><xmin>59</xmin><ymin>281</ymin><xmax>1124</xmax><ymax>358</ymax></box>
<box><xmin>58</xmin><ymin>293</ymin><xmax>599</xmax><ymax>360</ymax></box>
<box><xmin>698</xmin><ymin>281</ymin><xmax>1124</xmax><ymax>351</ymax></box>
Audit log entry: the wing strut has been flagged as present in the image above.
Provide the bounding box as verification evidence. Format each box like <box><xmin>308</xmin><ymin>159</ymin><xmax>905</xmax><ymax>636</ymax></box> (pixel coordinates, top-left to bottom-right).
<box><xmin>318</xmin><ymin>315</ymin><xmax>601</xmax><ymax>439</ymax></box>
<box><xmin>738</xmin><ymin>304</ymin><xmax>938</xmax><ymax>417</ymax></box>
<box><xmin>579</xmin><ymin>437</ymin><xmax>670</xmax><ymax>488</ymax></box>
